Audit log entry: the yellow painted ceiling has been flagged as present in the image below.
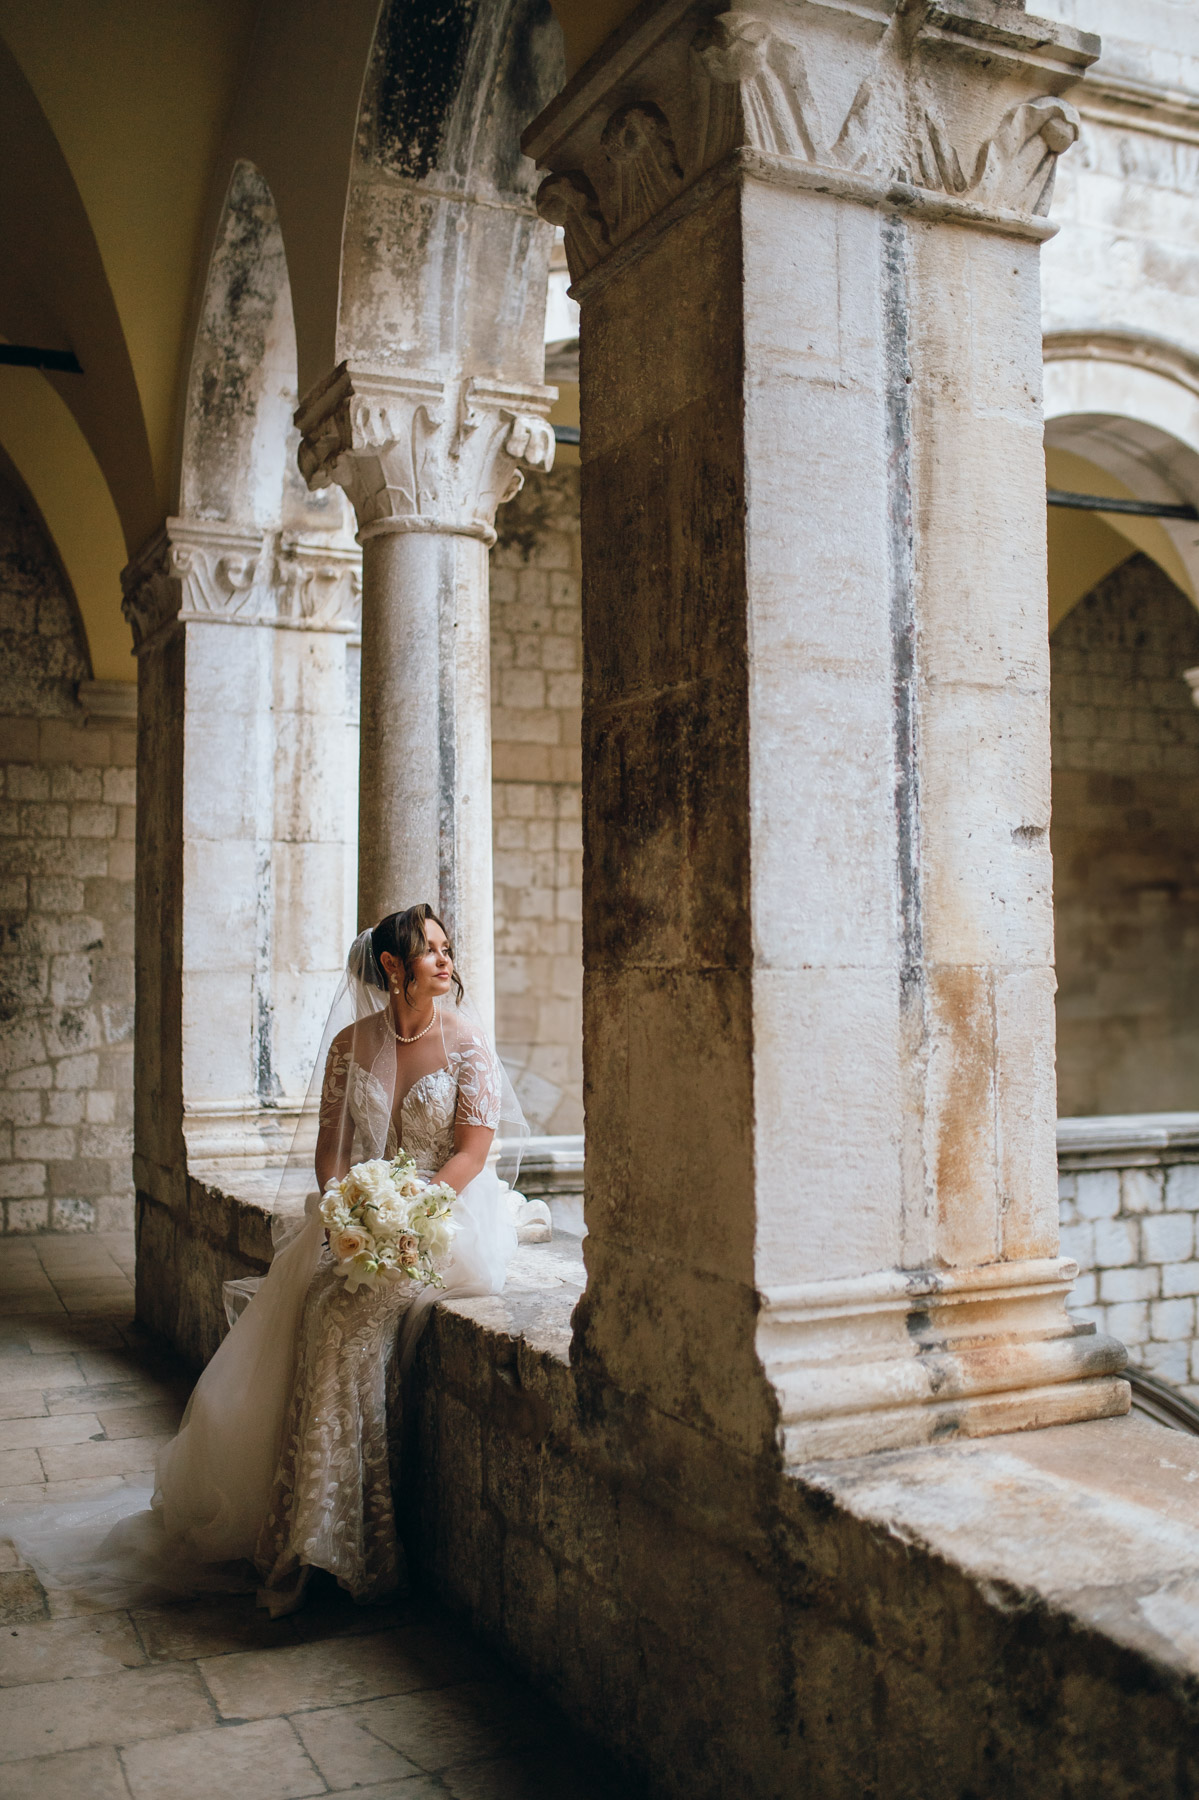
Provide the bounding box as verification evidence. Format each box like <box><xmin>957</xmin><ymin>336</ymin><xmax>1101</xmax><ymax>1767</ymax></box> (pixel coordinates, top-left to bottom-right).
<box><xmin>1046</xmin><ymin>446</ymin><xmax>1194</xmax><ymax>633</ymax></box>
<box><xmin>0</xmin><ymin>0</ymin><xmax>376</xmax><ymax>685</ymax></box>
<box><xmin>0</xmin><ymin>367</ymin><xmax>129</xmax><ymax>681</ymax></box>
<box><xmin>0</xmin><ymin>0</ymin><xmax>259</xmax><ymax>526</ymax></box>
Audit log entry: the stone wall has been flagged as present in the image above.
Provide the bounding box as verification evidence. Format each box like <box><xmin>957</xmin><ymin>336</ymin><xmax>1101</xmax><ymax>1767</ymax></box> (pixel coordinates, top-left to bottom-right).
<box><xmin>404</xmin><ymin>1249</ymin><xmax>1199</xmax><ymax>1800</ymax></box>
<box><xmin>1060</xmin><ymin>1126</ymin><xmax>1199</xmax><ymax>1402</ymax></box>
<box><xmin>490</xmin><ymin>467</ymin><xmax>583</xmax><ymax>1135</ymax></box>
<box><xmin>1051</xmin><ymin>554</ymin><xmax>1199</xmax><ymax>1117</ymax></box>
<box><xmin>0</xmin><ymin>473</ymin><xmax>135</xmax><ymax>1234</ymax></box>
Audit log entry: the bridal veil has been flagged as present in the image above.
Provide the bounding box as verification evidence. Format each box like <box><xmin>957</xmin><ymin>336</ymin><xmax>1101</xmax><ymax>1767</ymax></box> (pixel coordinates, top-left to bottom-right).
<box><xmin>2</xmin><ymin>922</ymin><xmax>527</xmax><ymax>1601</ymax></box>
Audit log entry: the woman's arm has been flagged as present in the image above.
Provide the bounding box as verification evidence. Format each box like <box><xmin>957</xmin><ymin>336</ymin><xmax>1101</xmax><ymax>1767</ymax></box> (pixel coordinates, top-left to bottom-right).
<box><xmin>314</xmin><ymin>1116</ymin><xmax>354</xmax><ymax>1192</ymax></box>
<box><xmin>435</xmin><ymin>1120</ymin><xmax>493</xmax><ymax>1194</ymax></box>
<box><xmin>314</xmin><ymin>1035</ymin><xmax>355</xmax><ymax>1191</ymax></box>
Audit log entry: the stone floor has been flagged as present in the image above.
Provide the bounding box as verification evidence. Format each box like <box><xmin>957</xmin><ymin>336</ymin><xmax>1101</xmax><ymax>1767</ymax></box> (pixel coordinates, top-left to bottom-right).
<box><xmin>0</xmin><ymin>1232</ymin><xmax>630</xmax><ymax>1800</ymax></box>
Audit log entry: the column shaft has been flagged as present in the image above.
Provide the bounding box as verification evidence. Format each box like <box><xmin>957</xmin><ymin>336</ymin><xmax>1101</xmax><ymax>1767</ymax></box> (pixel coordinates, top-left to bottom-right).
<box><xmin>357</xmin><ymin>529</ymin><xmax>496</xmax><ymax>1024</ymax></box>
<box><xmin>296</xmin><ymin>367</ymin><xmax>554</xmax><ymax>1026</ymax></box>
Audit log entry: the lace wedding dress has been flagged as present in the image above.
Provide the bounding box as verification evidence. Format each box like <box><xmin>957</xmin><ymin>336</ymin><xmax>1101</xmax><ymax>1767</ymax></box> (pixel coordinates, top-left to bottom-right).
<box><xmin>254</xmin><ymin>1047</ymin><xmax>501</xmax><ymax>1614</ymax></box>
<box><xmin>1</xmin><ymin>1005</ymin><xmax>520</xmax><ymax>1613</ymax></box>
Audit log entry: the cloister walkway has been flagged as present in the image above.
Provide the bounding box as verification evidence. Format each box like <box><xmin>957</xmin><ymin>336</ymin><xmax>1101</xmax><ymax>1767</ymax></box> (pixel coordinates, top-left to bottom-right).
<box><xmin>0</xmin><ymin>1233</ymin><xmax>625</xmax><ymax>1800</ymax></box>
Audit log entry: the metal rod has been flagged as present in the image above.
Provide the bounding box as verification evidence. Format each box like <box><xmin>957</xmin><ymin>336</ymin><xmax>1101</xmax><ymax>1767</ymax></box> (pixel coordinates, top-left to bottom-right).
<box><xmin>552</xmin><ymin>424</ymin><xmax>580</xmax><ymax>446</ymax></box>
<box><xmin>0</xmin><ymin>345</ymin><xmax>83</xmax><ymax>373</ymax></box>
<box><xmin>1047</xmin><ymin>486</ymin><xmax>1198</xmax><ymax>522</ymax></box>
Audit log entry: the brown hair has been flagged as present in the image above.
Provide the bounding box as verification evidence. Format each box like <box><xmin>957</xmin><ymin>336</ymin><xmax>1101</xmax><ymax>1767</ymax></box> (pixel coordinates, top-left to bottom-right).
<box><xmin>370</xmin><ymin>904</ymin><xmax>463</xmax><ymax>1005</ymax></box>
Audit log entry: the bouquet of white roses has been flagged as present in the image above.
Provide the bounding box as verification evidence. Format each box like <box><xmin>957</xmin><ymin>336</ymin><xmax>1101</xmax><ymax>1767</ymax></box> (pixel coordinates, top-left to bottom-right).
<box><xmin>319</xmin><ymin>1151</ymin><xmax>457</xmax><ymax>1293</ymax></box>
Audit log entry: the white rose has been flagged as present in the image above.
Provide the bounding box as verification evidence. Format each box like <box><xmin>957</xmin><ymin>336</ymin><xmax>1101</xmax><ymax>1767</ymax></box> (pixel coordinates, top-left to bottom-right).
<box><xmin>343</xmin><ymin>1160</ymin><xmax>393</xmax><ymax>1207</ymax></box>
<box><xmin>419</xmin><ymin>1216</ymin><xmax>455</xmax><ymax>1260</ymax></box>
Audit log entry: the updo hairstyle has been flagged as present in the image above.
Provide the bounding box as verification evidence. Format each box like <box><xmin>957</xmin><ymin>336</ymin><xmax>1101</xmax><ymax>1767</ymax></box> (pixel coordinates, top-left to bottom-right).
<box><xmin>368</xmin><ymin>903</ymin><xmax>464</xmax><ymax>1005</ymax></box>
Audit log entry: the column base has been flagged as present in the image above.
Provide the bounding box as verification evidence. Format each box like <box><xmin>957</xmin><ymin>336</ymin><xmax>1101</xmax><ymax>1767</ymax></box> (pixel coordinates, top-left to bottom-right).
<box><xmin>759</xmin><ymin>1258</ymin><xmax>1129</xmax><ymax>1463</ymax></box>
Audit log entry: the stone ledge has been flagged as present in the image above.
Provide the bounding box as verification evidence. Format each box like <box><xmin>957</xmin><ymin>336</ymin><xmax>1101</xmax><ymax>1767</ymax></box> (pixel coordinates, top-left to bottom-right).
<box><xmin>410</xmin><ymin>1240</ymin><xmax>1199</xmax><ymax>1797</ymax></box>
<box><xmin>1058</xmin><ymin>1112</ymin><xmax>1199</xmax><ymax>1169</ymax></box>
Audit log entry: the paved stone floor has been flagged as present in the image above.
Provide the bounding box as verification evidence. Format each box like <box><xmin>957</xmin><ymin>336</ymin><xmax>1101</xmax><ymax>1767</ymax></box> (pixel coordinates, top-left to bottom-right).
<box><xmin>0</xmin><ymin>1233</ymin><xmax>629</xmax><ymax>1800</ymax></box>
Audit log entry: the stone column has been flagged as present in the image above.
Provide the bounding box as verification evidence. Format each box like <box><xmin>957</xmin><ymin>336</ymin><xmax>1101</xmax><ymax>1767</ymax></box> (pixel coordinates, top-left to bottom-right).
<box><xmin>295</xmin><ymin>368</ymin><xmax>554</xmax><ymax>1025</ymax></box>
<box><xmin>525</xmin><ymin>0</ymin><xmax>1127</xmax><ymax>1459</ymax></box>
<box><xmin>122</xmin><ymin>517</ymin><xmax>359</xmax><ymax>1344</ymax></box>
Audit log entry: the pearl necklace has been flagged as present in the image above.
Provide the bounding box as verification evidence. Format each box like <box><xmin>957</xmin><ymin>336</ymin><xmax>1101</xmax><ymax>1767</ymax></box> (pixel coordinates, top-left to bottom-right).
<box><xmin>385</xmin><ymin>1002</ymin><xmax>438</xmax><ymax>1045</ymax></box>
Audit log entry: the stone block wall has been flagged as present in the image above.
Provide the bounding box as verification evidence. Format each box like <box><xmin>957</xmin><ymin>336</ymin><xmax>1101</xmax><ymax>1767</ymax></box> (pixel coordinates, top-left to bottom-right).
<box><xmin>490</xmin><ymin>467</ymin><xmax>583</xmax><ymax>1135</ymax></box>
<box><xmin>407</xmin><ymin>1256</ymin><xmax>1199</xmax><ymax>1800</ymax></box>
<box><xmin>1051</xmin><ymin>553</ymin><xmax>1199</xmax><ymax>1116</ymax></box>
<box><xmin>1062</xmin><ymin>1150</ymin><xmax>1199</xmax><ymax>1401</ymax></box>
<box><xmin>0</xmin><ymin>472</ymin><xmax>136</xmax><ymax>1234</ymax></box>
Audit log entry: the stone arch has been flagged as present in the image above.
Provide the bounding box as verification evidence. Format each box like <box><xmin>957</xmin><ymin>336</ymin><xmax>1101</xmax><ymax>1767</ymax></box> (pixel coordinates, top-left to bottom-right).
<box><xmin>1045</xmin><ymin>334</ymin><xmax>1199</xmax><ymax>1117</ymax></box>
<box><xmin>134</xmin><ymin>159</ymin><xmax>361</xmax><ymax>1201</ymax></box>
<box><xmin>1044</xmin><ymin>332</ymin><xmax>1199</xmax><ymax>616</ymax></box>
<box><xmin>181</xmin><ymin>159</ymin><xmax>350</xmax><ymax>548</ymax></box>
<box><xmin>336</xmin><ymin>0</ymin><xmax>564</xmax><ymax>380</ymax></box>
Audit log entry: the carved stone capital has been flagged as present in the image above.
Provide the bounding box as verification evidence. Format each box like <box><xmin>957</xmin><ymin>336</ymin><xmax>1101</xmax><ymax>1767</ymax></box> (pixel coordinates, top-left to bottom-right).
<box><xmin>294</xmin><ymin>364</ymin><xmax>557</xmax><ymax>545</ymax></box>
<box><xmin>275</xmin><ymin>538</ymin><xmax>363</xmax><ymax>632</ymax></box>
<box><xmin>522</xmin><ymin>0</ymin><xmax>1100</xmax><ymax>281</ymax></box>
<box><xmin>121</xmin><ymin>519</ymin><xmax>265</xmax><ymax>650</ymax></box>
<box><xmin>121</xmin><ymin>518</ymin><xmax>362</xmax><ymax>651</ymax></box>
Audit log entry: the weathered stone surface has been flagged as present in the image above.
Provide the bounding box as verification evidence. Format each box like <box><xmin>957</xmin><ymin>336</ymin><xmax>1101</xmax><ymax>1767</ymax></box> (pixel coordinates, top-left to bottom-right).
<box><xmin>0</xmin><ymin>474</ymin><xmax>135</xmax><ymax>1236</ymax></box>
<box><xmin>405</xmin><ymin>1247</ymin><xmax>1199</xmax><ymax>1800</ymax></box>
<box><xmin>294</xmin><ymin>0</ymin><xmax>563</xmax><ymax>1008</ymax></box>
<box><xmin>525</xmin><ymin>0</ymin><xmax>1118</xmax><ymax>1456</ymax></box>
<box><xmin>135</xmin><ymin>1172</ymin><xmax>273</xmax><ymax>1369</ymax></box>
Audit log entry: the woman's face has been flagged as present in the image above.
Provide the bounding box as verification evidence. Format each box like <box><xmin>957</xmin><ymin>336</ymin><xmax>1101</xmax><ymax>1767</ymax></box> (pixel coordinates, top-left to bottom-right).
<box><xmin>386</xmin><ymin>919</ymin><xmax>454</xmax><ymax>1004</ymax></box>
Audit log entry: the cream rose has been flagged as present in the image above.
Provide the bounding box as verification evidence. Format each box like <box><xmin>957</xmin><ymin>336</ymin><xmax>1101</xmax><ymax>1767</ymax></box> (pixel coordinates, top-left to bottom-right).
<box><xmin>331</xmin><ymin>1225</ymin><xmax>369</xmax><ymax>1261</ymax></box>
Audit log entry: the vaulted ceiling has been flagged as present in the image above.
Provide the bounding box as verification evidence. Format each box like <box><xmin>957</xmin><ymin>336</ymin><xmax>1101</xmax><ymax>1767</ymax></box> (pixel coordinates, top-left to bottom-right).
<box><xmin>0</xmin><ymin>0</ymin><xmax>1186</xmax><ymax>682</ymax></box>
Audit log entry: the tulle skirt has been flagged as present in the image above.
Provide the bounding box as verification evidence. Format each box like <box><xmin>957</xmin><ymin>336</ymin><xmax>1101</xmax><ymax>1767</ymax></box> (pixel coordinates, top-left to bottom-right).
<box><xmin>0</xmin><ymin>1165</ymin><xmax>516</xmax><ymax>1608</ymax></box>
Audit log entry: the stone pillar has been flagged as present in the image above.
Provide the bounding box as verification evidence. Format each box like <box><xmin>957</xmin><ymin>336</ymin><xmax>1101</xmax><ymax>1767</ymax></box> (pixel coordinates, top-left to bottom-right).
<box><xmin>122</xmin><ymin>517</ymin><xmax>359</xmax><ymax>1342</ymax></box>
<box><xmin>295</xmin><ymin>369</ymin><xmax>554</xmax><ymax>1025</ymax></box>
<box><xmin>525</xmin><ymin>0</ymin><xmax>1127</xmax><ymax>1459</ymax></box>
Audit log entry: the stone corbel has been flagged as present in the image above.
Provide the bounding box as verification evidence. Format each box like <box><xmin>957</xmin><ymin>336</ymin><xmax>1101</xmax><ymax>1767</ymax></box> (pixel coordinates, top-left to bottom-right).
<box><xmin>522</xmin><ymin>0</ymin><xmax>1098</xmax><ymax>281</ymax></box>
<box><xmin>294</xmin><ymin>364</ymin><xmax>556</xmax><ymax>545</ymax></box>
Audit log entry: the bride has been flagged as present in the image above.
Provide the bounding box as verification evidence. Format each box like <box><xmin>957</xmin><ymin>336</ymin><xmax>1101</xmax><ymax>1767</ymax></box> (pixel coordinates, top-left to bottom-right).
<box><xmin>4</xmin><ymin>904</ymin><xmax>525</xmax><ymax>1614</ymax></box>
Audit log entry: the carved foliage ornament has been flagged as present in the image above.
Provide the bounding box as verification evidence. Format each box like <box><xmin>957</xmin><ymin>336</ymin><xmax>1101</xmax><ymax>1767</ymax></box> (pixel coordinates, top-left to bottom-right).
<box><xmin>294</xmin><ymin>368</ymin><xmax>556</xmax><ymax>541</ymax></box>
<box><xmin>121</xmin><ymin>522</ymin><xmax>362</xmax><ymax>648</ymax></box>
<box><xmin>536</xmin><ymin>6</ymin><xmax>1083</xmax><ymax>280</ymax></box>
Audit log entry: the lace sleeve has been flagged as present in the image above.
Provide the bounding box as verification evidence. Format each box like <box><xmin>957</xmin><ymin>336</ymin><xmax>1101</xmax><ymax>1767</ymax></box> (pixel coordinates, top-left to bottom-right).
<box><xmin>319</xmin><ymin>1039</ymin><xmax>352</xmax><ymax>1131</ymax></box>
<box><xmin>453</xmin><ymin>1033</ymin><xmax>503</xmax><ymax>1131</ymax></box>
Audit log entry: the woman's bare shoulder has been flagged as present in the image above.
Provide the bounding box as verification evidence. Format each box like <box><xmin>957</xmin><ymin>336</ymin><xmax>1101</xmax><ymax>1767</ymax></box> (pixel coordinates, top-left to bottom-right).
<box><xmin>440</xmin><ymin>1004</ymin><xmax>488</xmax><ymax>1049</ymax></box>
<box><xmin>327</xmin><ymin>1016</ymin><xmax>385</xmax><ymax>1057</ymax></box>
